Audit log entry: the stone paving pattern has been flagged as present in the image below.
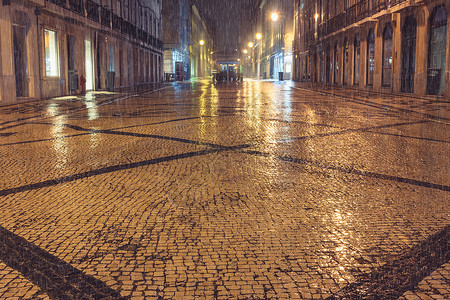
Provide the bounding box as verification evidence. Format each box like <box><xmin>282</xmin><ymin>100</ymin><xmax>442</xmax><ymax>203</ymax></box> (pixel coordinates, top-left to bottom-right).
<box><xmin>0</xmin><ymin>81</ymin><xmax>448</xmax><ymax>299</ymax></box>
<box><xmin>399</xmin><ymin>262</ymin><xmax>450</xmax><ymax>300</ymax></box>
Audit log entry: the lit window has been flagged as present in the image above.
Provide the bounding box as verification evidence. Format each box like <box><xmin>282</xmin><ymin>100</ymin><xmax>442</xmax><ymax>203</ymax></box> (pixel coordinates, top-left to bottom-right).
<box><xmin>44</xmin><ymin>29</ymin><xmax>59</xmax><ymax>77</ymax></box>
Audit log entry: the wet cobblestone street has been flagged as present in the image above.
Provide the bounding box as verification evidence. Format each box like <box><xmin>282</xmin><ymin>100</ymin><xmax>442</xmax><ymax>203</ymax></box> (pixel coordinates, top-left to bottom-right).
<box><xmin>0</xmin><ymin>80</ymin><xmax>449</xmax><ymax>299</ymax></box>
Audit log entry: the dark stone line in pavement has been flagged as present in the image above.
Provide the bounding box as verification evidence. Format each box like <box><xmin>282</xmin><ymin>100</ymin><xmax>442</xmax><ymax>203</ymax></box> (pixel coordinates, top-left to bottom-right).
<box><xmin>0</xmin><ymin>132</ymin><xmax>16</xmax><ymax>137</ymax></box>
<box><xmin>60</xmin><ymin>123</ymin><xmax>225</xmax><ymax>148</ymax></box>
<box><xmin>0</xmin><ymin>226</ymin><xmax>128</xmax><ymax>299</ymax></box>
<box><xmin>0</xmin><ymin>133</ymin><xmax>90</xmax><ymax>147</ymax></box>
<box><xmin>0</xmin><ymin>148</ymin><xmax>223</xmax><ymax>197</ymax></box>
<box><xmin>242</xmin><ymin>150</ymin><xmax>450</xmax><ymax>192</ymax></box>
<box><xmin>365</xmin><ymin>130</ymin><xmax>450</xmax><ymax>144</ymax></box>
<box><xmin>326</xmin><ymin>225</ymin><xmax>450</xmax><ymax>299</ymax></box>
<box><xmin>293</xmin><ymin>86</ymin><xmax>450</xmax><ymax>122</ymax></box>
<box><xmin>283</xmin><ymin>120</ymin><xmax>429</xmax><ymax>143</ymax></box>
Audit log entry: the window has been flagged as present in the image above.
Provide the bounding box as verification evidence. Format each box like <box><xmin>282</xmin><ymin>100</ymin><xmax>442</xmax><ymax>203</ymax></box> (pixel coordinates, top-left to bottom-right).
<box><xmin>44</xmin><ymin>29</ymin><xmax>59</xmax><ymax>77</ymax></box>
<box><xmin>382</xmin><ymin>23</ymin><xmax>393</xmax><ymax>86</ymax></box>
<box><xmin>117</xmin><ymin>0</ymin><xmax>121</xmax><ymax>16</ymax></box>
<box><xmin>124</xmin><ymin>0</ymin><xmax>129</xmax><ymax>20</ymax></box>
<box><xmin>367</xmin><ymin>29</ymin><xmax>375</xmax><ymax>86</ymax></box>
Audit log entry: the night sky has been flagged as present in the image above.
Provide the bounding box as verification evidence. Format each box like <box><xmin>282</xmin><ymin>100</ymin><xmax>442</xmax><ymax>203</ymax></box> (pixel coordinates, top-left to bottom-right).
<box><xmin>194</xmin><ymin>0</ymin><xmax>256</xmax><ymax>53</ymax></box>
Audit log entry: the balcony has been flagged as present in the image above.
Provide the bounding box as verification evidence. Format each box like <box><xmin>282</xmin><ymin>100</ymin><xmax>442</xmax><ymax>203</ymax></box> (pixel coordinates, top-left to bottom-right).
<box><xmin>100</xmin><ymin>7</ymin><xmax>111</xmax><ymax>27</ymax></box>
<box><xmin>304</xmin><ymin>0</ymin><xmax>410</xmax><ymax>44</ymax></box>
<box><xmin>48</xmin><ymin>0</ymin><xmax>66</xmax><ymax>7</ymax></box>
<box><xmin>44</xmin><ymin>0</ymin><xmax>163</xmax><ymax>50</ymax></box>
<box><xmin>112</xmin><ymin>13</ymin><xmax>122</xmax><ymax>31</ymax></box>
<box><xmin>68</xmin><ymin>0</ymin><xmax>84</xmax><ymax>15</ymax></box>
<box><xmin>85</xmin><ymin>0</ymin><xmax>99</xmax><ymax>22</ymax></box>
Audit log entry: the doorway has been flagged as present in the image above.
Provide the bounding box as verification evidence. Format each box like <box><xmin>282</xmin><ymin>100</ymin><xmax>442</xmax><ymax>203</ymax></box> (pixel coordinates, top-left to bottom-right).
<box><xmin>13</xmin><ymin>25</ymin><xmax>28</xmax><ymax>98</ymax></box>
<box><xmin>427</xmin><ymin>5</ymin><xmax>447</xmax><ymax>95</ymax></box>
<box><xmin>85</xmin><ymin>39</ymin><xmax>94</xmax><ymax>91</ymax></box>
<box><xmin>401</xmin><ymin>16</ymin><xmax>416</xmax><ymax>93</ymax></box>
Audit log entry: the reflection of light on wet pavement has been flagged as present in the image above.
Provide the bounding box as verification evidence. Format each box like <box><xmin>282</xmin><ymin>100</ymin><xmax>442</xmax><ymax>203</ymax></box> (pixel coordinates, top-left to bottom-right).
<box><xmin>83</xmin><ymin>92</ymin><xmax>99</xmax><ymax>120</ymax></box>
<box><xmin>47</xmin><ymin>104</ymin><xmax>68</xmax><ymax>170</ymax></box>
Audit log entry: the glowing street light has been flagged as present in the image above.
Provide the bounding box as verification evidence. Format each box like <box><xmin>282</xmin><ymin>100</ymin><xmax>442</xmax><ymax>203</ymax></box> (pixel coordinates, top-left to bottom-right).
<box><xmin>199</xmin><ymin>40</ymin><xmax>205</xmax><ymax>46</ymax></box>
<box><xmin>314</xmin><ymin>13</ymin><xmax>319</xmax><ymax>21</ymax></box>
<box><xmin>248</xmin><ymin>42</ymin><xmax>254</xmax><ymax>48</ymax></box>
<box><xmin>243</xmin><ymin>49</ymin><xmax>248</xmax><ymax>54</ymax></box>
<box><xmin>256</xmin><ymin>33</ymin><xmax>262</xmax><ymax>40</ymax></box>
<box><xmin>271</xmin><ymin>12</ymin><xmax>279</xmax><ymax>22</ymax></box>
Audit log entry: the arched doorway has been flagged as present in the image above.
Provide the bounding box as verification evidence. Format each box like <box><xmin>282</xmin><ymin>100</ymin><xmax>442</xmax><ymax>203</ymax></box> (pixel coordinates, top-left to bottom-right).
<box><xmin>401</xmin><ymin>16</ymin><xmax>417</xmax><ymax>93</ymax></box>
<box><xmin>334</xmin><ymin>42</ymin><xmax>339</xmax><ymax>84</ymax></box>
<box><xmin>343</xmin><ymin>38</ymin><xmax>349</xmax><ymax>85</ymax></box>
<box><xmin>427</xmin><ymin>5</ymin><xmax>447</xmax><ymax>95</ymax></box>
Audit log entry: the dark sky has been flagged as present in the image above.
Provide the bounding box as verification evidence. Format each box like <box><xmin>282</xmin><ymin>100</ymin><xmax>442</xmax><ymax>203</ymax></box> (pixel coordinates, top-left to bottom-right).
<box><xmin>194</xmin><ymin>0</ymin><xmax>255</xmax><ymax>53</ymax></box>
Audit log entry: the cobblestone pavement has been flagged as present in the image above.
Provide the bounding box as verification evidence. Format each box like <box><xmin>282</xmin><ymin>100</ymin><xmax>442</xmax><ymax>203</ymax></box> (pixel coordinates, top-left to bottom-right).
<box><xmin>0</xmin><ymin>80</ymin><xmax>448</xmax><ymax>299</ymax></box>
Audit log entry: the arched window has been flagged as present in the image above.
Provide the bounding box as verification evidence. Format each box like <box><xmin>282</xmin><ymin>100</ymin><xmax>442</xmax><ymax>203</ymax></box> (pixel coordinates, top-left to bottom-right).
<box><xmin>367</xmin><ymin>29</ymin><xmax>375</xmax><ymax>86</ymax></box>
<box><xmin>343</xmin><ymin>38</ymin><xmax>349</xmax><ymax>85</ymax></box>
<box><xmin>354</xmin><ymin>34</ymin><xmax>361</xmax><ymax>85</ymax></box>
<box><xmin>382</xmin><ymin>23</ymin><xmax>393</xmax><ymax>86</ymax></box>
<box><xmin>427</xmin><ymin>5</ymin><xmax>448</xmax><ymax>94</ymax></box>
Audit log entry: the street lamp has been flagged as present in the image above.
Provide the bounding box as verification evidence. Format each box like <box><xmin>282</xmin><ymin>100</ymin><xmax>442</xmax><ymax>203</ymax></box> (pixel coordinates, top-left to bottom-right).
<box><xmin>248</xmin><ymin>42</ymin><xmax>254</xmax><ymax>48</ymax></box>
<box><xmin>243</xmin><ymin>49</ymin><xmax>248</xmax><ymax>54</ymax></box>
<box><xmin>271</xmin><ymin>12</ymin><xmax>279</xmax><ymax>22</ymax></box>
<box><xmin>256</xmin><ymin>33</ymin><xmax>262</xmax><ymax>40</ymax></box>
<box><xmin>199</xmin><ymin>40</ymin><xmax>205</xmax><ymax>46</ymax></box>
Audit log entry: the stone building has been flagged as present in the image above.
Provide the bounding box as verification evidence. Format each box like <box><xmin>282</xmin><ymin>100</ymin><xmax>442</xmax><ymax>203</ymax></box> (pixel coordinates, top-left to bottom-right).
<box><xmin>162</xmin><ymin>0</ymin><xmax>190</xmax><ymax>81</ymax></box>
<box><xmin>162</xmin><ymin>1</ymin><xmax>213</xmax><ymax>81</ymax></box>
<box><xmin>0</xmin><ymin>0</ymin><xmax>163</xmax><ymax>105</ymax></box>
<box><xmin>253</xmin><ymin>0</ymin><xmax>294</xmax><ymax>80</ymax></box>
<box><xmin>293</xmin><ymin>0</ymin><xmax>449</xmax><ymax>98</ymax></box>
<box><xmin>189</xmin><ymin>4</ymin><xmax>213</xmax><ymax>79</ymax></box>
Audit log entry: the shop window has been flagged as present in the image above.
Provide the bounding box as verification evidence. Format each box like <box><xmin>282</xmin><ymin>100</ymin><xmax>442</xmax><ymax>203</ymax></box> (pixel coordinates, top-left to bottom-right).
<box><xmin>44</xmin><ymin>29</ymin><xmax>59</xmax><ymax>77</ymax></box>
<box><xmin>382</xmin><ymin>23</ymin><xmax>393</xmax><ymax>86</ymax></box>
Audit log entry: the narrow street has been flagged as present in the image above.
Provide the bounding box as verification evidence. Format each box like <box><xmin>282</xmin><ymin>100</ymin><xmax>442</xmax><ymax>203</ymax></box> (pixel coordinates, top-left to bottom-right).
<box><xmin>0</xmin><ymin>80</ymin><xmax>449</xmax><ymax>299</ymax></box>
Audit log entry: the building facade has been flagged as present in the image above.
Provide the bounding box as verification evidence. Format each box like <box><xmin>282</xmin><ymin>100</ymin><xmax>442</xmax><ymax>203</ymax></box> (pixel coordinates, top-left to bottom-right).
<box><xmin>254</xmin><ymin>0</ymin><xmax>294</xmax><ymax>80</ymax></box>
<box><xmin>162</xmin><ymin>1</ymin><xmax>213</xmax><ymax>81</ymax></box>
<box><xmin>190</xmin><ymin>4</ymin><xmax>213</xmax><ymax>78</ymax></box>
<box><xmin>162</xmin><ymin>0</ymin><xmax>190</xmax><ymax>81</ymax></box>
<box><xmin>293</xmin><ymin>0</ymin><xmax>449</xmax><ymax>98</ymax></box>
<box><xmin>0</xmin><ymin>0</ymin><xmax>163</xmax><ymax>105</ymax></box>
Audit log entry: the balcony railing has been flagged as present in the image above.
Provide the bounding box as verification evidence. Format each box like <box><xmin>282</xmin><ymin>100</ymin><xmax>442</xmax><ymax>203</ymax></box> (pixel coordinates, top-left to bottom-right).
<box><xmin>100</xmin><ymin>7</ymin><xmax>111</xmax><ymax>27</ymax></box>
<box><xmin>68</xmin><ymin>0</ymin><xmax>84</xmax><ymax>15</ymax></box>
<box><xmin>45</xmin><ymin>0</ymin><xmax>163</xmax><ymax>50</ymax></box>
<box><xmin>85</xmin><ymin>0</ymin><xmax>99</xmax><ymax>22</ymax></box>
<box><xmin>306</xmin><ymin>0</ymin><xmax>409</xmax><ymax>44</ymax></box>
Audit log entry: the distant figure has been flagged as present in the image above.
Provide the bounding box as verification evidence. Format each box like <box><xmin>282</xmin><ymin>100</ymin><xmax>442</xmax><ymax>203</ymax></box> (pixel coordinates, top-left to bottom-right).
<box><xmin>80</xmin><ymin>74</ymin><xmax>86</xmax><ymax>93</ymax></box>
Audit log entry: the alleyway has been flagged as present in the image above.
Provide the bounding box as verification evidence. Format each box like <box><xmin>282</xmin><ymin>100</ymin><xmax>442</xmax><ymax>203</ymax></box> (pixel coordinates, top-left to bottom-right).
<box><xmin>0</xmin><ymin>80</ymin><xmax>449</xmax><ymax>299</ymax></box>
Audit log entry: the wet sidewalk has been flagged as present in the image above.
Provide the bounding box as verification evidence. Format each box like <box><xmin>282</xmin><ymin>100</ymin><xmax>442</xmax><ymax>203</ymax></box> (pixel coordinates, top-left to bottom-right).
<box><xmin>0</xmin><ymin>79</ymin><xmax>449</xmax><ymax>299</ymax></box>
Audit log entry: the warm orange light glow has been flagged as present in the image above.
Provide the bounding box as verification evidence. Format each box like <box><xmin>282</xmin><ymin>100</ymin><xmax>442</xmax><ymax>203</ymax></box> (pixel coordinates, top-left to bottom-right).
<box><xmin>271</xmin><ymin>12</ymin><xmax>279</xmax><ymax>21</ymax></box>
<box><xmin>256</xmin><ymin>33</ymin><xmax>262</xmax><ymax>40</ymax></box>
<box><xmin>248</xmin><ymin>42</ymin><xmax>254</xmax><ymax>48</ymax></box>
<box><xmin>199</xmin><ymin>40</ymin><xmax>205</xmax><ymax>46</ymax></box>
<box><xmin>243</xmin><ymin>49</ymin><xmax>248</xmax><ymax>54</ymax></box>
